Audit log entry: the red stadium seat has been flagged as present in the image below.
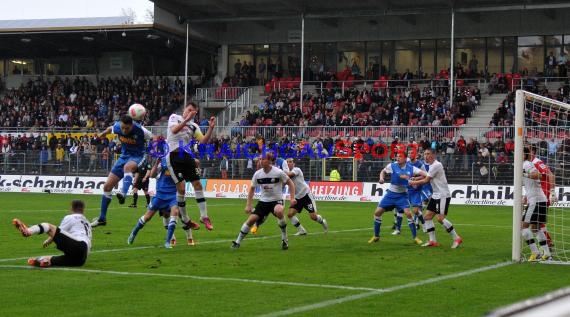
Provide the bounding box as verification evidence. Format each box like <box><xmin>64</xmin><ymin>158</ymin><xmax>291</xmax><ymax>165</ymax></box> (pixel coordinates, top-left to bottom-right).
<box><xmin>484</xmin><ymin>130</ymin><xmax>503</xmax><ymax>139</ymax></box>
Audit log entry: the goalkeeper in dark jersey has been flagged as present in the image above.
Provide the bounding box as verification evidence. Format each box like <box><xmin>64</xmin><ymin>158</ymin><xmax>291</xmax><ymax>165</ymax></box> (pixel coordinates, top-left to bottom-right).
<box><xmin>129</xmin><ymin>156</ymin><xmax>152</xmax><ymax>208</ymax></box>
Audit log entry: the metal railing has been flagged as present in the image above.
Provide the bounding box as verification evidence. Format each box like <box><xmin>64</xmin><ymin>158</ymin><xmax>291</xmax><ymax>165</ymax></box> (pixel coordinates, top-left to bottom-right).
<box><xmin>0</xmin><ymin>151</ymin><xmax>519</xmax><ymax>185</ymax></box>
<box><xmin>195</xmin><ymin>87</ymin><xmax>251</xmax><ymax>128</ymax></box>
<box><xmin>262</xmin><ymin>78</ymin><xmax>487</xmax><ymax>95</ymax></box>
<box><xmin>3</xmin><ymin>125</ymin><xmax>569</xmax><ymax>143</ymax></box>
<box><xmin>1</xmin><ymin>152</ymin><xmax>115</xmax><ymax>177</ymax></box>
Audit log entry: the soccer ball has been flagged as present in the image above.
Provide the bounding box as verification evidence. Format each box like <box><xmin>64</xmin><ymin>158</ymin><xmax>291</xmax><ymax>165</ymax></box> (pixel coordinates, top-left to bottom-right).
<box><xmin>128</xmin><ymin>103</ymin><xmax>147</xmax><ymax>121</ymax></box>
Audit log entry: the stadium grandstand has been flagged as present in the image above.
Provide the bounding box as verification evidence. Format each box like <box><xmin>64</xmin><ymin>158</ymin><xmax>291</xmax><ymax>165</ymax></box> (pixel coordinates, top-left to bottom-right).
<box><xmin>1</xmin><ymin>0</ymin><xmax>570</xmax><ymax>185</ymax></box>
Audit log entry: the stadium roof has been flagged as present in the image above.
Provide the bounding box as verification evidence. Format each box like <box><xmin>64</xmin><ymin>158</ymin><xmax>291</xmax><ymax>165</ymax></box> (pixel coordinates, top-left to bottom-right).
<box><xmin>0</xmin><ymin>16</ymin><xmax>216</xmax><ymax>58</ymax></box>
<box><xmin>0</xmin><ymin>17</ymin><xmax>130</xmax><ymax>29</ymax></box>
<box><xmin>152</xmin><ymin>0</ymin><xmax>570</xmax><ymax>25</ymax></box>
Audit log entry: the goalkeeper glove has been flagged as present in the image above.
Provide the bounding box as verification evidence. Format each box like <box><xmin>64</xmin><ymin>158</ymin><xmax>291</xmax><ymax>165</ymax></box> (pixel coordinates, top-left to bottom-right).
<box><xmin>549</xmin><ymin>190</ymin><xmax>558</xmax><ymax>204</ymax></box>
<box><xmin>522</xmin><ymin>171</ymin><xmax>529</xmax><ymax>178</ymax></box>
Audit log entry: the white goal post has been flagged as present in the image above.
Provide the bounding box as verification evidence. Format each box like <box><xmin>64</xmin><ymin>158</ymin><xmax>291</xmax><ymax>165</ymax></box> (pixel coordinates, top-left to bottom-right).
<box><xmin>513</xmin><ymin>89</ymin><xmax>570</xmax><ymax>263</ymax></box>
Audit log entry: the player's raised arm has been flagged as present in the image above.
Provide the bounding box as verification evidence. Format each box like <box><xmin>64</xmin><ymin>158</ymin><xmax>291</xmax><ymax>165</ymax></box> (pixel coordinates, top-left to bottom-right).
<box><xmin>141</xmin><ymin>126</ymin><xmax>154</xmax><ymax>141</ymax></box>
<box><xmin>198</xmin><ymin>117</ymin><xmax>216</xmax><ymax>144</ymax></box>
<box><xmin>99</xmin><ymin>126</ymin><xmax>113</xmax><ymax>138</ymax></box>
<box><xmin>170</xmin><ymin>110</ymin><xmax>195</xmax><ymax>134</ymax></box>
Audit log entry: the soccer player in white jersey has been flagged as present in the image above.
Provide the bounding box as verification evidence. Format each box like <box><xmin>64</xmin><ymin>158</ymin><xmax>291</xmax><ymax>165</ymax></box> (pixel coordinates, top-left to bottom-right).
<box><xmin>522</xmin><ymin>147</ymin><xmax>552</xmax><ymax>261</ymax></box>
<box><xmin>12</xmin><ymin>200</ymin><xmax>92</xmax><ymax>268</ymax></box>
<box><xmin>529</xmin><ymin>144</ymin><xmax>555</xmax><ymax>249</ymax></box>
<box><xmin>409</xmin><ymin>148</ymin><xmax>462</xmax><ymax>248</ymax></box>
<box><xmin>232</xmin><ymin>153</ymin><xmax>296</xmax><ymax>250</ymax></box>
<box><xmin>250</xmin><ymin>156</ymin><xmax>290</xmax><ymax>235</ymax></box>
<box><xmin>166</xmin><ymin>102</ymin><xmax>216</xmax><ymax>231</ymax></box>
<box><xmin>285</xmin><ymin>158</ymin><xmax>328</xmax><ymax>235</ymax></box>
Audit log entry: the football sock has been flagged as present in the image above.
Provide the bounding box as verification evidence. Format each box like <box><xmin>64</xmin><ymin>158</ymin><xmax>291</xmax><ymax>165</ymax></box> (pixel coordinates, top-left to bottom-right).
<box><xmin>145</xmin><ymin>194</ymin><xmax>150</xmax><ymax>206</ymax></box>
<box><xmin>536</xmin><ymin>230</ymin><xmax>551</xmax><ymax>257</ymax></box>
<box><xmin>278</xmin><ymin>218</ymin><xmax>287</xmax><ymax>240</ymax></box>
<box><xmin>236</xmin><ymin>223</ymin><xmax>250</xmax><ymax>244</ymax></box>
<box><xmin>130</xmin><ymin>216</ymin><xmax>146</xmax><ymax>237</ymax></box>
<box><xmin>373</xmin><ymin>215</ymin><xmax>382</xmax><ymax>237</ymax></box>
<box><xmin>133</xmin><ymin>192</ymin><xmax>138</xmax><ymax>205</ymax></box>
<box><xmin>407</xmin><ymin>218</ymin><xmax>417</xmax><ymax>238</ymax></box>
<box><xmin>522</xmin><ymin>228</ymin><xmax>540</xmax><ymax>255</ymax></box>
<box><xmin>177</xmin><ymin>194</ymin><xmax>188</xmax><ymax>222</ymax></box>
<box><xmin>290</xmin><ymin>216</ymin><xmax>305</xmax><ymax>232</ymax></box>
<box><xmin>28</xmin><ymin>223</ymin><xmax>50</xmax><ymax>235</ymax></box>
<box><xmin>122</xmin><ymin>172</ymin><xmax>133</xmax><ymax>196</ymax></box>
<box><xmin>395</xmin><ymin>214</ymin><xmax>403</xmax><ymax>231</ymax></box>
<box><xmin>165</xmin><ymin>216</ymin><xmax>177</xmax><ymax>244</ymax></box>
<box><xmin>416</xmin><ymin>212</ymin><xmax>425</xmax><ymax>225</ymax></box>
<box><xmin>195</xmin><ymin>190</ymin><xmax>208</xmax><ymax>218</ymax></box>
<box><xmin>425</xmin><ymin>219</ymin><xmax>436</xmax><ymax>241</ymax></box>
<box><xmin>442</xmin><ymin>219</ymin><xmax>459</xmax><ymax>239</ymax></box>
<box><xmin>99</xmin><ymin>191</ymin><xmax>112</xmax><ymax>220</ymax></box>
<box><xmin>540</xmin><ymin>224</ymin><xmax>553</xmax><ymax>246</ymax></box>
<box><xmin>184</xmin><ymin>226</ymin><xmax>194</xmax><ymax>240</ymax></box>
<box><xmin>316</xmin><ymin>214</ymin><xmax>324</xmax><ymax>224</ymax></box>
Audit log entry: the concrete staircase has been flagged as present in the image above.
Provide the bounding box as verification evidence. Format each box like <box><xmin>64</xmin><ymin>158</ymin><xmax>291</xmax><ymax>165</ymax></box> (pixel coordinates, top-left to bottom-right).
<box><xmin>460</xmin><ymin>93</ymin><xmax>507</xmax><ymax>141</ymax></box>
<box><xmin>219</xmin><ymin>85</ymin><xmax>266</xmax><ymax>136</ymax></box>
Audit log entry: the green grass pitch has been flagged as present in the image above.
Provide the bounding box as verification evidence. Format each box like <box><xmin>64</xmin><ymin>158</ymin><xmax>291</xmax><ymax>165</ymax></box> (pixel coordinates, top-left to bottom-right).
<box><xmin>0</xmin><ymin>193</ymin><xmax>569</xmax><ymax>317</ymax></box>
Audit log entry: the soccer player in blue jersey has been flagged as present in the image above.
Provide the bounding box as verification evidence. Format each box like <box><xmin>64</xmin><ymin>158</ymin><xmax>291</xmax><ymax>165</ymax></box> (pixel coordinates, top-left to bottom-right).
<box><xmin>127</xmin><ymin>158</ymin><xmax>199</xmax><ymax>248</ymax></box>
<box><xmin>406</xmin><ymin>150</ymin><xmax>430</xmax><ymax>232</ymax></box>
<box><xmin>368</xmin><ymin>152</ymin><xmax>424</xmax><ymax>245</ymax></box>
<box><xmin>91</xmin><ymin>115</ymin><xmax>154</xmax><ymax>227</ymax></box>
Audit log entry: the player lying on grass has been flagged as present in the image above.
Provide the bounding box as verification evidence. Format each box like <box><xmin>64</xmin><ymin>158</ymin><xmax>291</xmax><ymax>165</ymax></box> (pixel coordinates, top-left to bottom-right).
<box><xmin>13</xmin><ymin>200</ymin><xmax>91</xmax><ymax>268</ymax></box>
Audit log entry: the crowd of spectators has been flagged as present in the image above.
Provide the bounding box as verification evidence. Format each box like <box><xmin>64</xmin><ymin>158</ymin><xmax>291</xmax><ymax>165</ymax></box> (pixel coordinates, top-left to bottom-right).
<box><xmin>0</xmin><ymin>132</ymin><xmax>118</xmax><ymax>174</ymax></box>
<box><xmin>2</xmin><ymin>69</ymin><xmax>570</xmax><ymax>184</ymax></box>
<box><xmin>237</xmin><ymin>85</ymin><xmax>481</xmax><ymax>129</ymax></box>
<box><xmin>0</xmin><ymin>76</ymin><xmax>185</xmax><ymax>129</ymax></box>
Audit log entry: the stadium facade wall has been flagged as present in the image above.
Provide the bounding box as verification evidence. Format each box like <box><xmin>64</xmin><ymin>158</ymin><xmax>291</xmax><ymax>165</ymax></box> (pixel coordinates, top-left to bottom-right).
<box><xmin>213</xmin><ymin>10</ymin><xmax>570</xmax><ymax>44</ymax></box>
<box><xmin>2</xmin><ymin>174</ymin><xmax>569</xmax><ymax>207</ymax></box>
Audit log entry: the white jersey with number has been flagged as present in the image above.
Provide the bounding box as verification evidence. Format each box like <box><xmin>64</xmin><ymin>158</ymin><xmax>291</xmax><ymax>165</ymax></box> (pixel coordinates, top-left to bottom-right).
<box><xmin>167</xmin><ymin>114</ymin><xmax>203</xmax><ymax>152</ymax></box>
<box><xmin>289</xmin><ymin>167</ymin><xmax>309</xmax><ymax>199</ymax></box>
<box><xmin>59</xmin><ymin>213</ymin><xmax>92</xmax><ymax>251</ymax></box>
<box><xmin>426</xmin><ymin>159</ymin><xmax>450</xmax><ymax>199</ymax></box>
<box><xmin>523</xmin><ymin>160</ymin><xmax>548</xmax><ymax>203</ymax></box>
<box><xmin>252</xmin><ymin>166</ymin><xmax>290</xmax><ymax>202</ymax></box>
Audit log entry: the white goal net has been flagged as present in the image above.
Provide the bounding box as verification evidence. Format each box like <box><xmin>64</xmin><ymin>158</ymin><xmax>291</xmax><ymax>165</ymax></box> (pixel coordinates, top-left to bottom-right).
<box><xmin>513</xmin><ymin>90</ymin><xmax>570</xmax><ymax>264</ymax></box>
